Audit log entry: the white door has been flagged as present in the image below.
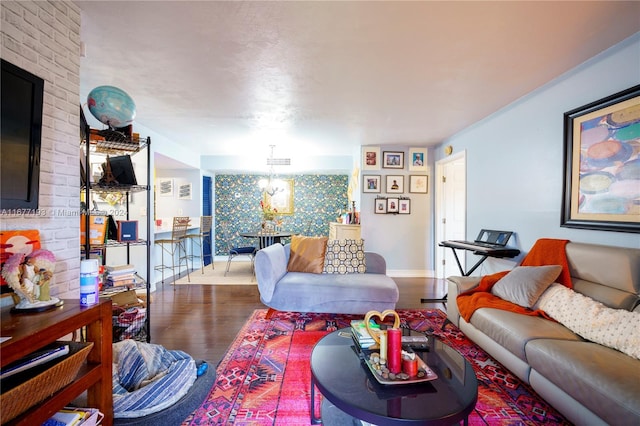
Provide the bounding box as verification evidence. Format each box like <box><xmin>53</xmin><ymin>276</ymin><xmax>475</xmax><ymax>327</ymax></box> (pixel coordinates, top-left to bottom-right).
<box><xmin>435</xmin><ymin>152</ymin><xmax>466</xmax><ymax>279</ymax></box>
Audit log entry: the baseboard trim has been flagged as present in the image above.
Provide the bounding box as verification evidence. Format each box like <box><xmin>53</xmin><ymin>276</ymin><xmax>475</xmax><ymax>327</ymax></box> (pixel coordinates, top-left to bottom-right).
<box><xmin>387</xmin><ymin>269</ymin><xmax>436</xmax><ymax>278</ymax></box>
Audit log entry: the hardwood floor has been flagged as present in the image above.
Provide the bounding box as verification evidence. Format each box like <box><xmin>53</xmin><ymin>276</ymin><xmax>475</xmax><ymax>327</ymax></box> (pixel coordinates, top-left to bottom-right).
<box><xmin>149</xmin><ymin>272</ymin><xmax>448</xmax><ymax>364</ymax></box>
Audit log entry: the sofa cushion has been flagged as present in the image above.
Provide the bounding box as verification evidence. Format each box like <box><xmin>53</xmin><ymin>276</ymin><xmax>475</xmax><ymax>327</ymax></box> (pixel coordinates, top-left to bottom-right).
<box><xmin>491</xmin><ymin>265</ymin><xmax>562</xmax><ymax>308</ymax></box>
<box><xmin>268</xmin><ymin>271</ymin><xmax>398</xmax><ymax>314</ymax></box>
<box><xmin>287</xmin><ymin>236</ymin><xmax>328</xmax><ymax>274</ymax></box>
<box><xmin>323</xmin><ymin>239</ymin><xmax>366</xmax><ymax>274</ymax></box>
<box><xmin>526</xmin><ymin>339</ymin><xmax>640</xmax><ymax>424</ymax></box>
<box><xmin>470</xmin><ymin>308</ymin><xmax>582</xmax><ymax>361</ymax></box>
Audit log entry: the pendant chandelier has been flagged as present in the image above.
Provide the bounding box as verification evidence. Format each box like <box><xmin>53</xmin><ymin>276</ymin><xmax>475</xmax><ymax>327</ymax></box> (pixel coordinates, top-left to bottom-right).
<box><xmin>259</xmin><ymin>145</ymin><xmax>285</xmax><ymax>196</ymax></box>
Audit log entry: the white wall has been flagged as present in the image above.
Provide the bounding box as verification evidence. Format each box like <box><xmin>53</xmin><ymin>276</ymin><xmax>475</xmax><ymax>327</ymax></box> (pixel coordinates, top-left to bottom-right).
<box><xmin>434</xmin><ymin>33</ymin><xmax>640</xmax><ymax>274</ymax></box>
<box><xmin>359</xmin><ymin>145</ymin><xmax>433</xmax><ymax>275</ymax></box>
<box><xmin>154</xmin><ymin>169</ymin><xmax>202</xmax><ymax>220</ymax></box>
<box><xmin>1</xmin><ymin>1</ymin><xmax>81</xmax><ymax>300</ymax></box>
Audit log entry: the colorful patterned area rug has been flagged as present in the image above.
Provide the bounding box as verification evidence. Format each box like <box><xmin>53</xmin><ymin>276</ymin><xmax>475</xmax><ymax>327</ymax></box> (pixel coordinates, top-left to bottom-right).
<box><xmin>182</xmin><ymin>309</ymin><xmax>570</xmax><ymax>425</ymax></box>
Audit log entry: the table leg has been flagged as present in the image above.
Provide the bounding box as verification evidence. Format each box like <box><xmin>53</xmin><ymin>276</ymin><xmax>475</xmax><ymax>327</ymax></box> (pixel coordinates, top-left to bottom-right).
<box><xmin>310</xmin><ymin>376</ymin><xmax>322</xmax><ymax>424</ymax></box>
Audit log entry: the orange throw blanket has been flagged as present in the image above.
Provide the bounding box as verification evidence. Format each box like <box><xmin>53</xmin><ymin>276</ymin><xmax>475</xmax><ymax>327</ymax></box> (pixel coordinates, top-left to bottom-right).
<box><xmin>457</xmin><ymin>238</ymin><xmax>572</xmax><ymax>322</ymax></box>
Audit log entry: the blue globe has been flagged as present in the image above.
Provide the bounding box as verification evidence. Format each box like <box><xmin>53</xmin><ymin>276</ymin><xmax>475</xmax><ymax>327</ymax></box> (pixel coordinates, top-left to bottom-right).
<box><xmin>87</xmin><ymin>85</ymin><xmax>136</xmax><ymax>128</ymax></box>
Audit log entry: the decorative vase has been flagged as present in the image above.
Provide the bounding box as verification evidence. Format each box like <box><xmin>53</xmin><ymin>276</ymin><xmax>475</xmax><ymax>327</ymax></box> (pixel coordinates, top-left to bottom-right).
<box><xmin>262</xmin><ymin>220</ymin><xmax>275</xmax><ymax>233</ymax></box>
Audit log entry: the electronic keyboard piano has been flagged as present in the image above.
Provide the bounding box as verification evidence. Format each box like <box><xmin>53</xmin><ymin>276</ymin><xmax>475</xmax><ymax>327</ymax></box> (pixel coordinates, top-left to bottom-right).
<box><xmin>421</xmin><ymin>230</ymin><xmax>520</xmax><ymax>303</ymax></box>
<box><xmin>440</xmin><ymin>240</ymin><xmax>521</xmax><ymax>257</ymax></box>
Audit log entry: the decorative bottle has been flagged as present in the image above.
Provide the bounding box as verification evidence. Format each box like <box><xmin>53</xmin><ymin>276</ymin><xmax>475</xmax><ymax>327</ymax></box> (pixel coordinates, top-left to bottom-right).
<box><xmin>80</xmin><ymin>259</ymin><xmax>99</xmax><ymax>306</ymax></box>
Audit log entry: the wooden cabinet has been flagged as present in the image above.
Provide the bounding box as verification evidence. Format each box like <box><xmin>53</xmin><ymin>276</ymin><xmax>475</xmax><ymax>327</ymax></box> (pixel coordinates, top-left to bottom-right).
<box><xmin>0</xmin><ymin>300</ymin><xmax>113</xmax><ymax>426</ymax></box>
<box><xmin>329</xmin><ymin>222</ymin><xmax>361</xmax><ymax>240</ymax></box>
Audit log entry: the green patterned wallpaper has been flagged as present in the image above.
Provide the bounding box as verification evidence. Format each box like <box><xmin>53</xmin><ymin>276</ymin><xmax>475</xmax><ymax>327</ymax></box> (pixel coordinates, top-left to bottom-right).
<box><xmin>214</xmin><ymin>174</ymin><xmax>348</xmax><ymax>255</ymax></box>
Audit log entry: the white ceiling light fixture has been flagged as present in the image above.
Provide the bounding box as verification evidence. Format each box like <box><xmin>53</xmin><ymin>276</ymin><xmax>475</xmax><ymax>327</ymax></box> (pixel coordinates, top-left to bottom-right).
<box><xmin>259</xmin><ymin>145</ymin><xmax>288</xmax><ymax>196</ymax></box>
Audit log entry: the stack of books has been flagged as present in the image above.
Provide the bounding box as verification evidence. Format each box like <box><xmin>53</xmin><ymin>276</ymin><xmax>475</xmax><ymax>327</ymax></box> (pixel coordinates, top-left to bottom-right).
<box><xmin>104</xmin><ymin>264</ymin><xmax>137</xmax><ymax>288</ymax></box>
<box><xmin>0</xmin><ymin>344</ymin><xmax>70</xmax><ymax>380</ymax></box>
<box><xmin>350</xmin><ymin>319</ymin><xmax>380</xmax><ymax>350</ymax></box>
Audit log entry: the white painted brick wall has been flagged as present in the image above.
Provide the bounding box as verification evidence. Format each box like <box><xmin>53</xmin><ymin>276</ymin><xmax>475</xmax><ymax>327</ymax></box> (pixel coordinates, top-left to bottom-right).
<box><xmin>1</xmin><ymin>1</ymin><xmax>81</xmax><ymax>302</ymax></box>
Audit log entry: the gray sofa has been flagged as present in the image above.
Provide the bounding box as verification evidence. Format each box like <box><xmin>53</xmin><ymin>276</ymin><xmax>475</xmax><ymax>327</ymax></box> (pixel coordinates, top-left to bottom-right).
<box><xmin>254</xmin><ymin>242</ymin><xmax>399</xmax><ymax>314</ymax></box>
<box><xmin>447</xmin><ymin>241</ymin><xmax>640</xmax><ymax>425</ymax></box>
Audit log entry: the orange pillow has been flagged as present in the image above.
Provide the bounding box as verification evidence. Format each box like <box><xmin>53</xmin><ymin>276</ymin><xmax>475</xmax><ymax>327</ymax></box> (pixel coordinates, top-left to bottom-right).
<box><xmin>287</xmin><ymin>236</ymin><xmax>328</xmax><ymax>274</ymax></box>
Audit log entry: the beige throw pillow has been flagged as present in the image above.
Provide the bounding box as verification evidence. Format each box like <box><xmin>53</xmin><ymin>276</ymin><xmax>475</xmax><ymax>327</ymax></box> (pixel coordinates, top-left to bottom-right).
<box><xmin>287</xmin><ymin>235</ymin><xmax>328</xmax><ymax>274</ymax></box>
<box><xmin>491</xmin><ymin>265</ymin><xmax>562</xmax><ymax>308</ymax></box>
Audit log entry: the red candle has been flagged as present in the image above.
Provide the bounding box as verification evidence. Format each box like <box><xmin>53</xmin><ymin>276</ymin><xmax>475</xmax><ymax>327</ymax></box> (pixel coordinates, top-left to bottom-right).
<box><xmin>402</xmin><ymin>356</ymin><xmax>418</xmax><ymax>377</ymax></box>
<box><xmin>387</xmin><ymin>328</ymin><xmax>401</xmax><ymax>374</ymax></box>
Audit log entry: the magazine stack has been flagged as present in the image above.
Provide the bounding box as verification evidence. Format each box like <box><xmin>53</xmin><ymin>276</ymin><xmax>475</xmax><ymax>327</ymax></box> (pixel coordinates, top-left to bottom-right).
<box><xmin>350</xmin><ymin>319</ymin><xmax>379</xmax><ymax>350</ymax></box>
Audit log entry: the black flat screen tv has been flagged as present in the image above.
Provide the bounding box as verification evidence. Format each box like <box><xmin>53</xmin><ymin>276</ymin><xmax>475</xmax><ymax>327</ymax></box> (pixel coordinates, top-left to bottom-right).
<box><xmin>1</xmin><ymin>59</ymin><xmax>44</xmax><ymax>212</ymax></box>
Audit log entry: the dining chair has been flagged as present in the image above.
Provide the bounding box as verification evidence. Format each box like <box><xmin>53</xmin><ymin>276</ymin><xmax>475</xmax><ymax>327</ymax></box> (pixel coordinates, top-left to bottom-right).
<box><xmin>220</xmin><ymin>221</ymin><xmax>257</xmax><ymax>276</ymax></box>
<box><xmin>257</xmin><ymin>233</ymin><xmax>276</xmax><ymax>249</ymax></box>
<box><xmin>154</xmin><ymin>216</ymin><xmax>191</xmax><ymax>286</ymax></box>
<box><xmin>186</xmin><ymin>215</ymin><xmax>213</xmax><ymax>273</ymax></box>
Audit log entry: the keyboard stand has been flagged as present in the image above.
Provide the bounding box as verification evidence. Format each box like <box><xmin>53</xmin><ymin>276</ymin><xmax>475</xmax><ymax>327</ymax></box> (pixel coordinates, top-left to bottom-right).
<box><xmin>421</xmin><ymin>242</ymin><xmax>520</xmax><ymax>304</ymax></box>
<box><xmin>420</xmin><ymin>250</ymin><xmax>487</xmax><ymax>303</ymax></box>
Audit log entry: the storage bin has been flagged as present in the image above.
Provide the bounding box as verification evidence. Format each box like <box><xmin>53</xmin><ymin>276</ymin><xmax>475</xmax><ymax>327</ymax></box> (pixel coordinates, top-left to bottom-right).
<box><xmin>0</xmin><ymin>341</ymin><xmax>93</xmax><ymax>423</ymax></box>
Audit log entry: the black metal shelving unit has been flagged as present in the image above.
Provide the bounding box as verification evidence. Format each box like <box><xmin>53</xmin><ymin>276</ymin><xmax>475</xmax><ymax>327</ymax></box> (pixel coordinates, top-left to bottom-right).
<box><xmin>81</xmin><ymin>116</ymin><xmax>151</xmax><ymax>343</ymax></box>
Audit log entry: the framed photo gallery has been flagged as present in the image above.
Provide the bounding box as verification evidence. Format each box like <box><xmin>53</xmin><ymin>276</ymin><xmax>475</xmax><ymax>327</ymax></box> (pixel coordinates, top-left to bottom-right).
<box><xmin>374</xmin><ymin>197</ymin><xmax>411</xmax><ymax>215</ymax></box>
<box><xmin>362</xmin><ymin>147</ymin><xmax>429</xmax><ymax>215</ymax></box>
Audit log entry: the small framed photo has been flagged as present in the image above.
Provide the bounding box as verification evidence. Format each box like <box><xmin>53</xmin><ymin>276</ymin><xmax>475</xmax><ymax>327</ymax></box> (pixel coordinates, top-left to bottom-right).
<box><xmin>385</xmin><ymin>175</ymin><xmax>404</xmax><ymax>193</ymax></box>
<box><xmin>362</xmin><ymin>146</ymin><xmax>381</xmax><ymax>170</ymax></box>
<box><xmin>409</xmin><ymin>148</ymin><xmax>427</xmax><ymax>172</ymax></box>
<box><xmin>409</xmin><ymin>175</ymin><xmax>428</xmax><ymax>193</ymax></box>
<box><xmin>383</xmin><ymin>151</ymin><xmax>404</xmax><ymax>169</ymax></box>
<box><xmin>374</xmin><ymin>198</ymin><xmax>387</xmax><ymax>214</ymax></box>
<box><xmin>363</xmin><ymin>175</ymin><xmax>381</xmax><ymax>193</ymax></box>
<box><xmin>91</xmin><ymin>162</ymin><xmax>104</xmax><ymax>183</ymax></box>
<box><xmin>387</xmin><ymin>197</ymin><xmax>399</xmax><ymax>213</ymax></box>
<box><xmin>399</xmin><ymin>198</ymin><xmax>411</xmax><ymax>214</ymax></box>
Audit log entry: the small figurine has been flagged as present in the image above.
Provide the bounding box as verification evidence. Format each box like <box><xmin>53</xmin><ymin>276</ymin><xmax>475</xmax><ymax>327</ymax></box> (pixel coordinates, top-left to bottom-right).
<box><xmin>1</xmin><ymin>249</ymin><xmax>59</xmax><ymax>310</ymax></box>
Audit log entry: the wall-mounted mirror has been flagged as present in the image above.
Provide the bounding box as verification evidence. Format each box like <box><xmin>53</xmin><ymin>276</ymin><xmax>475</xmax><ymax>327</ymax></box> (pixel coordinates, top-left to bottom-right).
<box><xmin>264</xmin><ymin>178</ymin><xmax>294</xmax><ymax>215</ymax></box>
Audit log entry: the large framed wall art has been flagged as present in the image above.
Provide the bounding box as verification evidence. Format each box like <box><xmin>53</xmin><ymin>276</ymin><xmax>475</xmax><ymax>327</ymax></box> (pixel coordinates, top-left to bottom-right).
<box><xmin>561</xmin><ymin>85</ymin><xmax>639</xmax><ymax>233</ymax></box>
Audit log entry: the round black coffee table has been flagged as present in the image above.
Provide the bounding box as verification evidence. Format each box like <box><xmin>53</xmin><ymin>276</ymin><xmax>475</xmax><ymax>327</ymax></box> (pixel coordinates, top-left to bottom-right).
<box><xmin>310</xmin><ymin>330</ymin><xmax>478</xmax><ymax>425</ymax></box>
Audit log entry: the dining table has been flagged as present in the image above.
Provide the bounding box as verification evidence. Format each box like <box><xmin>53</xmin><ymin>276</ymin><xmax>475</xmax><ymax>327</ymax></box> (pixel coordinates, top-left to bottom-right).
<box><xmin>239</xmin><ymin>231</ymin><xmax>294</xmax><ymax>249</ymax></box>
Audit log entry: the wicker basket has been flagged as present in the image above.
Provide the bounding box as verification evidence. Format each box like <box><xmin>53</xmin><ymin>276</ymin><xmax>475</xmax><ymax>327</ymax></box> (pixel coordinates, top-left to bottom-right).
<box><xmin>0</xmin><ymin>341</ymin><xmax>94</xmax><ymax>424</ymax></box>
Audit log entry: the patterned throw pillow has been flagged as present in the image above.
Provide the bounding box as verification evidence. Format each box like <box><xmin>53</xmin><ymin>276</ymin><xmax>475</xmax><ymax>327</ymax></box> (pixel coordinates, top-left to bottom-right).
<box><xmin>323</xmin><ymin>239</ymin><xmax>366</xmax><ymax>274</ymax></box>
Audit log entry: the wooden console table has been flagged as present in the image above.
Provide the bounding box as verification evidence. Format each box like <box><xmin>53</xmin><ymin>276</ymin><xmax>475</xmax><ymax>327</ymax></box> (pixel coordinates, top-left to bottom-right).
<box><xmin>1</xmin><ymin>299</ymin><xmax>113</xmax><ymax>425</ymax></box>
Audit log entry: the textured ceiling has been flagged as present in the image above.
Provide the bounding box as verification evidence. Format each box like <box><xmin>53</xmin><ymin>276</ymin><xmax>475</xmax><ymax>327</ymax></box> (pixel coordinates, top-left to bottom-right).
<box><xmin>77</xmin><ymin>1</ymin><xmax>640</xmax><ymax>163</ymax></box>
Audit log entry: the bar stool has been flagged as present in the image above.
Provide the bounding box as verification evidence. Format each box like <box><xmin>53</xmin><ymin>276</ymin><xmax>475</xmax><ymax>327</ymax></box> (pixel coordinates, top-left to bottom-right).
<box><xmin>186</xmin><ymin>215</ymin><xmax>213</xmax><ymax>273</ymax></box>
<box><xmin>155</xmin><ymin>216</ymin><xmax>191</xmax><ymax>285</ymax></box>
